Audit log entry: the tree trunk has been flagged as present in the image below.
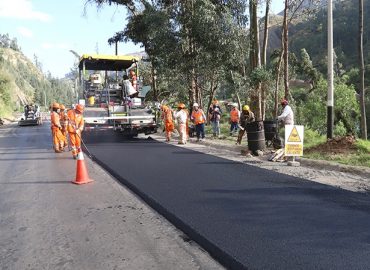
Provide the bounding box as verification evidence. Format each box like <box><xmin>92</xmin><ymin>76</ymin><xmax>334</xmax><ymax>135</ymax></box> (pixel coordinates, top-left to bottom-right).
<box><xmin>358</xmin><ymin>0</ymin><xmax>367</xmax><ymax>139</ymax></box>
<box><xmin>151</xmin><ymin>65</ymin><xmax>158</xmax><ymax>101</ymax></box>
<box><xmin>249</xmin><ymin>0</ymin><xmax>262</xmax><ymax>120</ymax></box>
<box><xmin>283</xmin><ymin>0</ymin><xmax>290</xmax><ymax>99</ymax></box>
<box><xmin>206</xmin><ymin>72</ymin><xmax>218</xmax><ymax>124</ymax></box>
<box><xmin>262</xmin><ymin>0</ymin><xmax>270</xmax><ymax>66</ymax></box>
<box><xmin>261</xmin><ymin>0</ymin><xmax>270</xmax><ymax>120</ymax></box>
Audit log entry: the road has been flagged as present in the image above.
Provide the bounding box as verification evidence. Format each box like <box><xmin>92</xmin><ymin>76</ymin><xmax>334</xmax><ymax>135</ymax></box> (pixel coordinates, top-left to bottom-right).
<box><xmin>83</xmin><ymin>129</ymin><xmax>370</xmax><ymax>270</ymax></box>
<box><xmin>0</xmin><ymin>123</ymin><xmax>222</xmax><ymax>270</ymax></box>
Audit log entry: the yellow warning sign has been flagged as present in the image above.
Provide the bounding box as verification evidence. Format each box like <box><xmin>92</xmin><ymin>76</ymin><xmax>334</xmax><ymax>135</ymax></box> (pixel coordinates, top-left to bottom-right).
<box><xmin>287</xmin><ymin>126</ymin><xmax>302</xmax><ymax>142</ymax></box>
<box><xmin>285</xmin><ymin>144</ymin><xmax>303</xmax><ymax>156</ymax></box>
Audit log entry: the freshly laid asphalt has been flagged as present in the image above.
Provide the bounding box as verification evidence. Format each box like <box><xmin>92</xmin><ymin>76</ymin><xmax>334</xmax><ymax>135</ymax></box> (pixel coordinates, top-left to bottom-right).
<box><xmin>83</xmin><ymin>130</ymin><xmax>370</xmax><ymax>270</ymax></box>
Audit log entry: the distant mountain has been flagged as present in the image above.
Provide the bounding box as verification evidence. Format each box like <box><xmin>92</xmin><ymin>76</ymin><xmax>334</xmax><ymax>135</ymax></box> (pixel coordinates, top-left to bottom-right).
<box><xmin>266</xmin><ymin>0</ymin><xmax>370</xmax><ymax>74</ymax></box>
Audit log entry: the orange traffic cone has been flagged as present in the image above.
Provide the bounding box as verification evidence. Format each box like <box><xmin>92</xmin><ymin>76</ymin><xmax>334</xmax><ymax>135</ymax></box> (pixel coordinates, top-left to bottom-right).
<box><xmin>72</xmin><ymin>152</ymin><xmax>93</xmax><ymax>185</ymax></box>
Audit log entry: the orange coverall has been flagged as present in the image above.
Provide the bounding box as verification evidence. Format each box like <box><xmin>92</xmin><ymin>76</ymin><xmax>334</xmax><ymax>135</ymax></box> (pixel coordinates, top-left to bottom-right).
<box><xmin>59</xmin><ymin>110</ymin><xmax>68</xmax><ymax>149</ymax></box>
<box><xmin>67</xmin><ymin>109</ymin><xmax>85</xmax><ymax>158</ymax></box>
<box><xmin>161</xmin><ymin>106</ymin><xmax>174</xmax><ymax>141</ymax></box>
<box><xmin>50</xmin><ymin>111</ymin><xmax>64</xmax><ymax>152</ymax></box>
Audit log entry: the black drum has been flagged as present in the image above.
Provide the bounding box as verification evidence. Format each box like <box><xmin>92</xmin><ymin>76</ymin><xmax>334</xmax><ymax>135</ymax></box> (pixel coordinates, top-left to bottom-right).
<box><xmin>246</xmin><ymin>121</ymin><xmax>266</xmax><ymax>152</ymax></box>
<box><xmin>263</xmin><ymin>120</ymin><xmax>277</xmax><ymax>141</ymax></box>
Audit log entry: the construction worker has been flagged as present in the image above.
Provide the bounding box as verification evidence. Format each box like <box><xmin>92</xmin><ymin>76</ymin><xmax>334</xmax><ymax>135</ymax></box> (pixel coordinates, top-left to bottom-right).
<box><xmin>209</xmin><ymin>105</ymin><xmax>221</xmax><ymax>138</ymax></box>
<box><xmin>277</xmin><ymin>99</ymin><xmax>294</xmax><ymax>125</ymax></box>
<box><xmin>161</xmin><ymin>105</ymin><xmax>175</xmax><ymax>142</ymax></box>
<box><xmin>191</xmin><ymin>103</ymin><xmax>206</xmax><ymax>142</ymax></box>
<box><xmin>175</xmin><ymin>103</ymin><xmax>188</xmax><ymax>145</ymax></box>
<box><xmin>208</xmin><ymin>100</ymin><xmax>222</xmax><ymax>121</ymax></box>
<box><xmin>67</xmin><ymin>104</ymin><xmax>85</xmax><ymax>159</ymax></box>
<box><xmin>129</xmin><ymin>69</ymin><xmax>138</xmax><ymax>91</ymax></box>
<box><xmin>59</xmin><ymin>104</ymin><xmax>68</xmax><ymax>151</ymax></box>
<box><xmin>229</xmin><ymin>103</ymin><xmax>240</xmax><ymax>136</ymax></box>
<box><xmin>236</xmin><ymin>105</ymin><xmax>255</xmax><ymax>145</ymax></box>
<box><xmin>50</xmin><ymin>102</ymin><xmax>64</xmax><ymax>153</ymax></box>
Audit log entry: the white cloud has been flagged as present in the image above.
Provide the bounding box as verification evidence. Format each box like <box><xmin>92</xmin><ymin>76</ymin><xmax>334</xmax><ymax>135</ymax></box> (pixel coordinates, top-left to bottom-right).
<box><xmin>0</xmin><ymin>0</ymin><xmax>51</xmax><ymax>22</ymax></box>
<box><xmin>41</xmin><ymin>43</ymin><xmax>53</xmax><ymax>49</ymax></box>
<box><xmin>57</xmin><ymin>43</ymin><xmax>70</xmax><ymax>49</ymax></box>
<box><xmin>41</xmin><ymin>42</ymin><xmax>70</xmax><ymax>50</ymax></box>
<box><xmin>17</xmin><ymin>26</ymin><xmax>33</xmax><ymax>38</ymax></box>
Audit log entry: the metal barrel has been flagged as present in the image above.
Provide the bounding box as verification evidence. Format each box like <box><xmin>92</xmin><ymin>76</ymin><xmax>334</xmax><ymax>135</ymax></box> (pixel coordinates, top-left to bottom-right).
<box><xmin>246</xmin><ymin>121</ymin><xmax>266</xmax><ymax>152</ymax></box>
<box><xmin>263</xmin><ymin>120</ymin><xmax>277</xmax><ymax>141</ymax></box>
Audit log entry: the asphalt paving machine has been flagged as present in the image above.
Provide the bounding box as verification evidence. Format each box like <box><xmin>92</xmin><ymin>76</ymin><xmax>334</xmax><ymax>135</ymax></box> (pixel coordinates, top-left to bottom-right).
<box><xmin>78</xmin><ymin>54</ymin><xmax>157</xmax><ymax>136</ymax></box>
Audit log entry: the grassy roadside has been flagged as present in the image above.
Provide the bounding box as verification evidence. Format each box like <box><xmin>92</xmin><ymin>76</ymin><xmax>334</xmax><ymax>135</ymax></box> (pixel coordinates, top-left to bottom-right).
<box><xmin>204</xmin><ymin>122</ymin><xmax>370</xmax><ymax>169</ymax></box>
<box><xmin>303</xmin><ymin>129</ymin><xmax>370</xmax><ymax>168</ymax></box>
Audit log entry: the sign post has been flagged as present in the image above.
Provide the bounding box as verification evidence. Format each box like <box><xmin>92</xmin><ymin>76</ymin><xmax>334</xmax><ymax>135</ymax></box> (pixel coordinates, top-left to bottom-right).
<box><xmin>285</xmin><ymin>125</ymin><xmax>304</xmax><ymax>166</ymax></box>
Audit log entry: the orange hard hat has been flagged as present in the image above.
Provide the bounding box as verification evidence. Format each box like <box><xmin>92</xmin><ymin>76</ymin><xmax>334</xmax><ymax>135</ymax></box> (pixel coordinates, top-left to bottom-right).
<box><xmin>178</xmin><ymin>103</ymin><xmax>186</xmax><ymax>109</ymax></box>
<box><xmin>212</xmin><ymin>100</ymin><xmax>218</xmax><ymax>105</ymax></box>
<box><xmin>75</xmin><ymin>104</ymin><xmax>84</xmax><ymax>113</ymax></box>
<box><xmin>60</xmin><ymin>104</ymin><xmax>65</xmax><ymax>110</ymax></box>
<box><xmin>52</xmin><ymin>102</ymin><xmax>60</xmax><ymax>109</ymax></box>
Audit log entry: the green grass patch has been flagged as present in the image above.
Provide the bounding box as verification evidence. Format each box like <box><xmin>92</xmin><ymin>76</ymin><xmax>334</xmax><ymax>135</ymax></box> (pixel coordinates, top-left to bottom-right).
<box><xmin>355</xmin><ymin>139</ymin><xmax>370</xmax><ymax>153</ymax></box>
<box><xmin>304</xmin><ymin>151</ymin><xmax>370</xmax><ymax>168</ymax></box>
<box><xmin>303</xmin><ymin>129</ymin><xmax>326</xmax><ymax>148</ymax></box>
<box><xmin>304</xmin><ymin>136</ymin><xmax>370</xmax><ymax>168</ymax></box>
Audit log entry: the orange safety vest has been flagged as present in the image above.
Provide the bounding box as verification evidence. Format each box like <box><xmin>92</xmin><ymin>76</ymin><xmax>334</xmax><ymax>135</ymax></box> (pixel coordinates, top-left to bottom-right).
<box><xmin>59</xmin><ymin>111</ymin><xmax>67</xmax><ymax>127</ymax></box>
<box><xmin>67</xmin><ymin>109</ymin><xmax>84</xmax><ymax>133</ymax></box>
<box><xmin>51</xmin><ymin>111</ymin><xmax>61</xmax><ymax>130</ymax></box>
<box><xmin>162</xmin><ymin>108</ymin><xmax>173</xmax><ymax>123</ymax></box>
<box><xmin>230</xmin><ymin>109</ymin><xmax>239</xmax><ymax>122</ymax></box>
<box><xmin>191</xmin><ymin>110</ymin><xmax>205</xmax><ymax>125</ymax></box>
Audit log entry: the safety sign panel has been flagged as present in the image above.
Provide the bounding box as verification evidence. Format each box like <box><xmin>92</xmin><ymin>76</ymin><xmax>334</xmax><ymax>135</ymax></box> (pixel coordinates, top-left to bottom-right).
<box><xmin>285</xmin><ymin>125</ymin><xmax>304</xmax><ymax>156</ymax></box>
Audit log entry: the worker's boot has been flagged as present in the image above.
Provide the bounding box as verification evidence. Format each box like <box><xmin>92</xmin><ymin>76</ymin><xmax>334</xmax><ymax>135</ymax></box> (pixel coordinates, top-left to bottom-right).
<box><xmin>54</xmin><ymin>148</ymin><xmax>62</xmax><ymax>153</ymax></box>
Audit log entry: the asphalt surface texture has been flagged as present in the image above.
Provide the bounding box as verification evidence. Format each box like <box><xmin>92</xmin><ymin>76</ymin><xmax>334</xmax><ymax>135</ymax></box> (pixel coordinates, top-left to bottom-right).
<box><xmin>83</xmin><ymin>129</ymin><xmax>370</xmax><ymax>270</ymax></box>
<box><xmin>0</xmin><ymin>123</ymin><xmax>223</xmax><ymax>270</ymax></box>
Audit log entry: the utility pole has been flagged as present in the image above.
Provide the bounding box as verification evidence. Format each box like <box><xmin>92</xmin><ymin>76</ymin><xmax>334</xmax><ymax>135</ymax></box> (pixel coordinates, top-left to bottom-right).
<box><xmin>327</xmin><ymin>0</ymin><xmax>334</xmax><ymax>139</ymax></box>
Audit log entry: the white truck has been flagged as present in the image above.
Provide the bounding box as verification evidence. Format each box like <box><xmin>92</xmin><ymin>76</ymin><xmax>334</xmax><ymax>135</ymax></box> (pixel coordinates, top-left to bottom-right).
<box><xmin>78</xmin><ymin>54</ymin><xmax>157</xmax><ymax>136</ymax></box>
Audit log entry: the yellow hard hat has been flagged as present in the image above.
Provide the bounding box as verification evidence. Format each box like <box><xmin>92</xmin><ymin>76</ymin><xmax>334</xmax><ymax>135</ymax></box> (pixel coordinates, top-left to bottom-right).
<box><xmin>52</xmin><ymin>102</ymin><xmax>60</xmax><ymax>109</ymax></box>
<box><xmin>178</xmin><ymin>103</ymin><xmax>186</xmax><ymax>109</ymax></box>
<box><xmin>60</xmin><ymin>104</ymin><xmax>65</xmax><ymax>110</ymax></box>
<box><xmin>242</xmin><ymin>105</ymin><xmax>250</xmax><ymax>111</ymax></box>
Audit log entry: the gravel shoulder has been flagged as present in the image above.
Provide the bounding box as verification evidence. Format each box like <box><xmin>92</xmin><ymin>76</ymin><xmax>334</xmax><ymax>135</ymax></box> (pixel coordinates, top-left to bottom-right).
<box><xmin>150</xmin><ymin>132</ymin><xmax>370</xmax><ymax>193</ymax></box>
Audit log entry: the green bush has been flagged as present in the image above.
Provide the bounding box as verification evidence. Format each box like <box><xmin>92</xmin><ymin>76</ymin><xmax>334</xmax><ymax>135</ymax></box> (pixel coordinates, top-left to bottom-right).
<box><xmin>304</xmin><ymin>128</ymin><xmax>326</xmax><ymax>148</ymax></box>
<box><xmin>334</xmin><ymin>120</ymin><xmax>347</xmax><ymax>137</ymax></box>
<box><xmin>294</xmin><ymin>78</ymin><xmax>360</xmax><ymax>135</ymax></box>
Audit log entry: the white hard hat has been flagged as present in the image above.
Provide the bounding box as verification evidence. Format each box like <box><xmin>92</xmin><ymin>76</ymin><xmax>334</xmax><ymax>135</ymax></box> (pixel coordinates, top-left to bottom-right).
<box><xmin>193</xmin><ymin>103</ymin><xmax>199</xmax><ymax>107</ymax></box>
<box><xmin>232</xmin><ymin>103</ymin><xmax>238</xmax><ymax>107</ymax></box>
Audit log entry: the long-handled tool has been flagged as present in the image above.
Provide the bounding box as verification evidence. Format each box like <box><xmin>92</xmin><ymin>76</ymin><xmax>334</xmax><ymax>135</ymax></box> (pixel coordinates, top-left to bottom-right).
<box><xmin>272</xmin><ymin>119</ymin><xmax>283</xmax><ymax>149</ymax></box>
<box><xmin>74</xmin><ymin>130</ymin><xmax>94</xmax><ymax>160</ymax></box>
<box><xmin>67</xmin><ymin>114</ymin><xmax>94</xmax><ymax>160</ymax></box>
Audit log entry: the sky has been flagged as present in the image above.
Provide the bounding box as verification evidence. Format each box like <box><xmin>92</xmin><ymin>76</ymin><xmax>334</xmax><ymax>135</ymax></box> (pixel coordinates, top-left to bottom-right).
<box><xmin>0</xmin><ymin>0</ymin><xmax>284</xmax><ymax>78</ymax></box>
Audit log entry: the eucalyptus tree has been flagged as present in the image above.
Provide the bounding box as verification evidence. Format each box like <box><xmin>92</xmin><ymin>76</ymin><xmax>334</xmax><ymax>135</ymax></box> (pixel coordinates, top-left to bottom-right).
<box><xmin>358</xmin><ymin>0</ymin><xmax>367</xmax><ymax>139</ymax></box>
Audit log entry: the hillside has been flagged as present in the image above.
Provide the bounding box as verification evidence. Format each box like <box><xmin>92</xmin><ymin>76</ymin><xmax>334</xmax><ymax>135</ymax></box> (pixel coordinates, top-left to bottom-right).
<box><xmin>0</xmin><ymin>44</ymin><xmax>75</xmax><ymax>118</ymax></box>
<box><xmin>268</xmin><ymin>0</ymin><xmax>370</xmax><ymax>74</ymax></box>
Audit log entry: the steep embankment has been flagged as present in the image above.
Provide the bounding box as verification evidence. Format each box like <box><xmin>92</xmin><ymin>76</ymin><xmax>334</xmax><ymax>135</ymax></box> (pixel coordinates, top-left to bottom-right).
<box><xmin>0</xmin><ymin>47</ymin><xmax>48</xmax><ymax>118</ymax></box>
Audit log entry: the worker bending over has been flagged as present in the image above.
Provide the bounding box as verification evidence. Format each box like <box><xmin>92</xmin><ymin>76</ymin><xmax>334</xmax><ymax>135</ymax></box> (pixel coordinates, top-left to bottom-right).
<box><xmin>67</xmin><ymin>104</ymin><xmax>85</xmax><ymax>159</ymax></box>
<box><xmin>236</xmin><ymin>105</ymin><xmax>255</xmax><ymax>145</ymax></box>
